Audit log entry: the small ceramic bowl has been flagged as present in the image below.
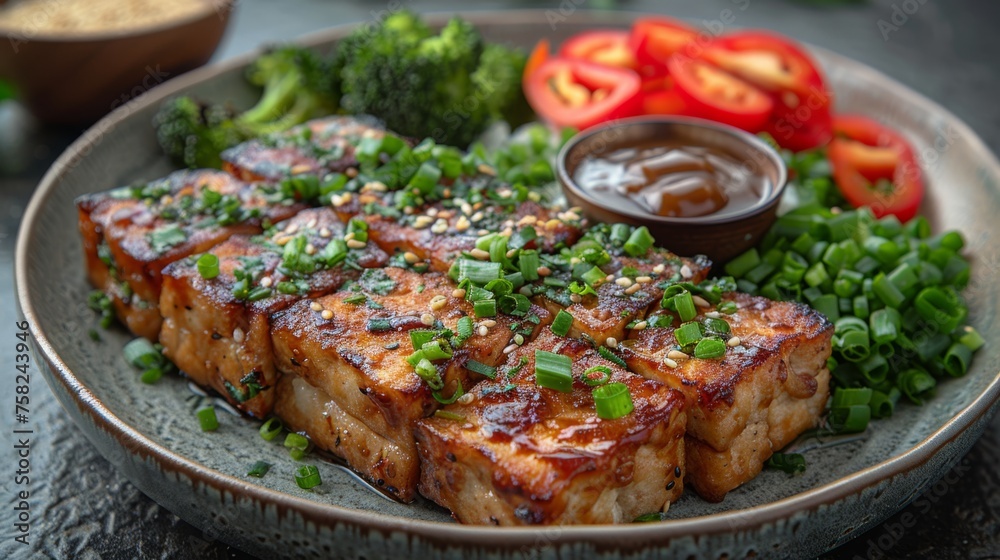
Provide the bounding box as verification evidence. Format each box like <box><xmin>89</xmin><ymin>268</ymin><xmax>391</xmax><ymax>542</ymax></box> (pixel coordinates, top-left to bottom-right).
<box><xmin>557</xmin><ymin>116</ymin><xmax>788</xmax><ymax>265</ymax></box>
<box><xmin>0</xmin><ymin>0</ymin><xmax>234</xmax><ymax>125</ymax></box>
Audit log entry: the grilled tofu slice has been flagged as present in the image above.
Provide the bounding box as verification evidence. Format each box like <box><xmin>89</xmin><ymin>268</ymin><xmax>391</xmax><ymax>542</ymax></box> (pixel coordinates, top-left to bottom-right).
<box><xmin>221</xmin><ymin>116</ymin><xmax>388</xmax><ymax>182</ymax></box>
<box><xmin>533</xmin><ymin>249</ymin><xmax>711</xmax><ymax>347</ymax></box>
<box><xmin>415</xmin><ymin>331</ymin><xmax>687</xmax><ymax>525</ymax></box>
<box><xmin>159</xmin><ymin>208</ymin><xmax>388</xmax><ymax>417</ymax></box>
<box><xmin>363</xmin><ymin>198</ymin><xmax>584</xmax><ymax>273</ymax></box>
<box><xmin>269</xmin><ymin>268</ymin><xmax>551</xmax><ymax>500</ymax></box>
<box><xmin>620</xmin><ymin>292</ymin><xmax>833</xmax><ymax>502</ymax></box>
<box><xmin>77</xmin><ymin>169</ymin><xmax>304</xmax><ymax>339</ymax></box>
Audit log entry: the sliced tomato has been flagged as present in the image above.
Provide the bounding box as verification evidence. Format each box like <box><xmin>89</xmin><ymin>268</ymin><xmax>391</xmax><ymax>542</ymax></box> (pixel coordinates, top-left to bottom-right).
<box><xmin>639</xmin><ymin>74</ymin><xmax>688</xmax><ymax>115</ymax></box>
<box><xmin>629</xmin><ymin>17</ymin><xmax>698</xmax><ymax>68</ymax></box>
<box><xmin>763</xmin><ymin>91</ymin><xmax>833</xmax><ymax>151</ymax></box>
<box><xmin>523</xmin><ymin>57</ymin><xmax>642</xmax><ymax>130</ymax></box>
<box><xmin>667</xmin><ymin>56</ymin><xmax>774</xmax><ymax>132</ymax></box>
<box><xmin>827</xmin><ymin>115</ymin><xmax>924</xmax><ymax>221</ymax></box>
<box><xmin>559</xmin><ymin>30</ymin><xmax>637</xmax><ymax>70</ymax></box>
<box><xmin>524</xmin><ymin>39</ymin><xmax>550</xmax><ymax>83</ymax></box>
<box><xmin>699</xmin><ymin>32</ymin><xmax>826</xmax><ymax>97</ymax></box>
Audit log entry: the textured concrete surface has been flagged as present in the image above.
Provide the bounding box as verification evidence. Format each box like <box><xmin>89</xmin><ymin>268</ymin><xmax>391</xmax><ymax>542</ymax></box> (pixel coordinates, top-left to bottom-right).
<box><xmin>1</xmin><ymin>1</ymin><xmax>997</xmax><ymax>558</ymax></box>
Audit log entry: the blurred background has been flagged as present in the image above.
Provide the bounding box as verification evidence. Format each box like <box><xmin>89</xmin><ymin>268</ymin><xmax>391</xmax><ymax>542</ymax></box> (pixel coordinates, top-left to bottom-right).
<box><xmin>1</xmin><ymin>1</ymin><xmax>997</xmax><ymax>559</ymax></box>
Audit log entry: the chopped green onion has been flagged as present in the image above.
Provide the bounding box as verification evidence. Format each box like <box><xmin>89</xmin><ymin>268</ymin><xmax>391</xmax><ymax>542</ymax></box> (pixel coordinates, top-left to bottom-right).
<box><xmin>432</xmin><ymin>381</ymin><xmax>464</xmax><ymax>404</ymax></box>
<box><xmin>420</xmin><ymin>340</ymin><xmax>454</xmax><ymax>361</ymax></box>
<box><xmin>414</xmin><ymin>358</ymin><xmax>444</xmax><ymax>390</ymax></box>
<box><xmin>247</xmin><ymin>460</ymin><xmax>271</xmax><ymax>478</ymax></box>
<box><xmin>766</xmin><ymin>453</ymin><xmax>806</xmax><ymax>474</ymax></box>
<box><xmin>592</xmin><ymin>382</ymin><xmax>634</xmax><ymax>419</ymax></box>
<box><xmin>829</xmin><ymin>404</ymin><xmax>870</xmax><ymax>433</ymax></box>
<box><xmin>459</xmin><ymin>259</ymin><xmax>502</xmax><ymax>285</ymax></box>
<box><xmin>694</xmin><ymin>338</ymin><xmax>727</xmax><ymax>359</ymax></box>
<box><xmin>409</xmin><ymin>329</ymin><xmax>438</xmax><ymax>350</ymax></box>
<box><xmin>197</xmin><ymin>253</ymin><xmax>219</xmax><ymax>279</ymax></box>
<box><xmin>366</xmin><ymin>318</ymin><xmax>393</xmax><ymax>332</ymax></box>
<box><xmin>284</xmin><ymin>432</ymin><xmax>309</xmax><ymax>451</ymax></box>
<box><xmin>343</xmin><ymin>293</ymin><xmax>366</xmax><ymax>305</ymax></box>
<box><xmin>294</xmin><ymin>465</ymin><xmax>322</xmax><ymax>490</ymax></box>
<box><xmin>673</xmin><ymin>291</ymin><xmax>697</xmax><ymax>322</ymax></box>
<box><xmin>123</xmin><ymin>338</ymin><xmax>159</xmax><ymax>369</ymax></box>
<box><xmin>943</xmin><ymin>343</ymin><xmax>973</xmax><ymax>377</ymax></box>
<box><xmin>831</xmin><ymin>387</ymin><xmax>873</xmax><ymax>408</ymax></box>
<box><xmin>474</xmin><ymin>299</ymin><xmax>497</xmax><ymax>318</ymax></box>
<box><xmin>623</xmin><ymin>226</ymin><xmax>654</xmax><ymax>257</ymax></box>
<box><xmin>550</xmin><ymin>310</ymin><xmax>574</xmax><ymax>337</ymax></box>
<box><xmin>535</xmin><ymin>350</ymin><xmax>573</xmax><ymax>393</ymax></box>
<box><xmin>836</xmin><ymin>330</ymin><xmax>870</xmax><ymax>362</ymax></box>
<box><xmin>724</xmin><ymin>248</ymin><xmax>760</xmax><ymax>278</ymax></box>
<box><xmin>913</xmin><ymin>287</ymin><xmax>966</xmax><ymax>333</ymax></box>
<box><xmin>811</xmin><ymin>294</ymin><xmax>840</xmax><ymax>322</ymax></box>
<box><xmin>898</xmin><ymin>368</ymin><xmax>936</xmax><ymax>404</ymax></box>
<box><xmin>259</xmin><ymin>417</ymin><xmax>284</xmax><ymax>441</ymax></box>
<box><xmin>702</xmin><ymin>317</ymin><xmax>731</xmax><ymax>336</ymax></box>
<box><xmin>456</xmin><ymin>316</ymin><xmax>473</xmax><ymax>340</ymax></box>
<box><xmin>959</xmin><ymin>326</ymin><xmax>985</xmax><ymax>351</ymax></box>
<box><xmin>869</xmin><ymin>308</ymin><xmax>900</xmax><ymax>344</ymax></box>
<box><xmin>580</xmin><ymin>266</ymin><xmax>606</xmax><ymax>287</ymax></box>
<box><xmin>582</xmin><ymin>365</ymin><xmax>613</xmax><ymax>386</ymax></box>
<box><xmin>872</xmin><ymin>273</ymin><xmax>905</xmax><ymax>308</ymax></box>
<box><xmin>675</xmin><ymin>322</ymin><xmax>703</xmax><ymax>348</ymax></box>
<box><xmin>465</xmin><ymin>360</ymin><xmax>497</xmax><ymax>379</ymax></box>
<box><xmin>247</xmin><ymin>286</ymin><xmax>273</xmax><ymax>302</ymax></box>
<box><xmin>869</xmin><ymin>388</ymin><xmax>901</xmax><ymax>419</ymax></box>
<box><xmin>519</xmin><ymin>250</ymin><xmax>540</xmax><ymax>282</ymax></box>
<box><xmin>140</xmin><ymin>367</ymin><xmax>163</xmax><ymax>384</ymax></box>
<box><xmin>197</xmin><ymin>406</ymin><xmax>219</xmax><ymax>432</ymax></box>
<box><xmin>598</xmin><ymin>346</ymin><xmax>627</xmax><ymax>368</ymax></box>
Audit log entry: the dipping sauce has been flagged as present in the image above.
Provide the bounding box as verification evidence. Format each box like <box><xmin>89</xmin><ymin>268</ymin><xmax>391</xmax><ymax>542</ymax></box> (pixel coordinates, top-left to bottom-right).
<box><xmin>0</xmin><ymin>0</ymin><xmax>210</xmax><ymax>36</ymax></box>
<box><xmin>573</xmin><ymin>141</ymin><xmax>770</xmax><ymax>218</ymax></box>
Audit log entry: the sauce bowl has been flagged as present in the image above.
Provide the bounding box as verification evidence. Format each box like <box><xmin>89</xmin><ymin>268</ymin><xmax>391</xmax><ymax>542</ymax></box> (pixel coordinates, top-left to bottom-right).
<box><xmin>557</xmin><ymin>116</ymin><xmax>788</xmax><ymax>264</ymax></box>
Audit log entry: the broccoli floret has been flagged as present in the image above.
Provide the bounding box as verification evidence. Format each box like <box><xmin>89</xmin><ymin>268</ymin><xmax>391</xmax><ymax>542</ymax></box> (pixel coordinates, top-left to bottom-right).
<box><xmin>154</xmin><ymin>45</ymin><xmax>338</xmax><ymax>169</ymax></box>
<box><xmin>338</xmin><ymin>11</ymin><xmax>527</xmax><ymax>147</ymax></box>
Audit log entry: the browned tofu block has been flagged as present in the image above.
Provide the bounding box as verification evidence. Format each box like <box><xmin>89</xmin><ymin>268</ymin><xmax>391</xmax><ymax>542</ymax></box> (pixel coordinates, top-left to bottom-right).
<box><xmin>363</xmin><ymin>198</ymin><xmax>584</xmax><ymax>273</ymax></box>
<box><xmin>415</xmin><ymin>332</ymin><xmax>687</xmax><ymax>525</ymax></box>
<box><xmin>620</xmin><ymin>292</ymin><xmax>833</xmax><ymax>502</ymax></box>
<box><xmin>159</xmin><ymin>208</ymin><xmax>387</xmax><ymax>417</ymax></box>
<box><xmin>269</xmin><ymin>268</ymin><xmax>551</xmax><ymax>500</ymax></box>
<box><xmin>76</xmin><ymin>169</ymin><xmax>304</xmax><ymax>338</ymax></box>
<box><xmin>221</xmin><ymin>116</ymin><xmax>388</xmax><ymax>182</ymax></box>
<box><xmin>534</xmin><ymin>248</ymin><xmax>711</xmax><ymax>347</ymax></box>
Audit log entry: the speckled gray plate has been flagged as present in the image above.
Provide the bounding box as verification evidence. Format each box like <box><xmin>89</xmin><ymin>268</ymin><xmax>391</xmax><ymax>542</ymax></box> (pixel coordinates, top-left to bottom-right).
<box><xmin>15</xmin><ymin>10</ymin><xmax>1000</xmax><ymax>560</ymax></box>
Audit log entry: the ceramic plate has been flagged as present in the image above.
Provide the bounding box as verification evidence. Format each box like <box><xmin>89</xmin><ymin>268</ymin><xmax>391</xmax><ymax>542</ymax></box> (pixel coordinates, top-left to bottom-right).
<box><xmin>15</xmin><ymin>11</ymin><xmax>1000</xmax><ymax>559</ymax></box>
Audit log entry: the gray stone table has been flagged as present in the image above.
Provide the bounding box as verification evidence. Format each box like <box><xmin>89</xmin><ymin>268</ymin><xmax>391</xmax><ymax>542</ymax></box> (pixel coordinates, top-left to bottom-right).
<box><xmin>1</xmin><ymin>1</ymin><xmax>997</xmax><ymax>558</ymax></box>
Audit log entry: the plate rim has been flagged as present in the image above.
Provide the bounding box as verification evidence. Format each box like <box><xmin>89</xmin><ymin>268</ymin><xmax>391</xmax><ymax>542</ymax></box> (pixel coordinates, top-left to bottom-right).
<box><xmin>15</xmin><ymin>8</ymin><xmax>1000</xmax><ymax>548</ymax></box>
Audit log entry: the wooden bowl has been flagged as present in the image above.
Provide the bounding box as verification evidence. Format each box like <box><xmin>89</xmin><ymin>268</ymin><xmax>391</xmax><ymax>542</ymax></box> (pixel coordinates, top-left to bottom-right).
<box><xmin>558</xmin><ymin>116</ymin><xmax>788</xmax><ymax>265</ymax></box>
<box><xmin>0</xmin><ymin>0</ymin><xmax>233</xmax><ymax>125</ymax></box>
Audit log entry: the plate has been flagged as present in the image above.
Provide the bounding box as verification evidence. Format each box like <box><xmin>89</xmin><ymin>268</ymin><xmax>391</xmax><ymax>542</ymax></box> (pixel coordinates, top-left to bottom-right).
<box><xmin>15</xmin><ymin>10</ymin><xmax>1000</xmax><ymax>559</ymax></box>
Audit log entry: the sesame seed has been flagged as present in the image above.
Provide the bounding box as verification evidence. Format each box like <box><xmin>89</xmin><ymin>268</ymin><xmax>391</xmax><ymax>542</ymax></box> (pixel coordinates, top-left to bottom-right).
<box><xmin>497</xmin><ymin>188</ymin><xmax>513</xmax><ymax>198</ymax></box>
<box><xmin>625</xmin><ymin>284</ymin><xmax>641</xmax><ymax>295</ymax></box>
<box><xmin>545</xmin><ymin>218</ymin><xmax>561</xmax><ymax>230</ymax></box>
<box><xmin>727</xmin><ymin>336</ymin><xmax>742</xmax><ymax>347</ymax></box>
<box><xmin>569</xmin><ymin>257</ymin><xmax>582</xmax><ymax>265</ymax></box>
<box><xmin>430</xmin><ymin>295</ymin><xmax>447</xmax><ymax>311</ymax></box>
<box><xmin>426</xmin><ymin>207</ymin><xmax>439</xmax><ymax>217</ymax></box>
<box><xmin>505</xmin><ymin>249</ymin><xmax>518</xmax><ymax>259</ymax></box>
<box><xmin>305</xmin><ymin>243</ymin><xmax>316</xmax><ymax>255</ymax></box>
<box><xmin>503</xmin><ymin>343</ymin><xmax>518</xmax><ymax>354</ymax></box>
<box><xmin>310</xmin><ymin>301</ymin><xmax>323</xmax><ymax>312</ymax></box>
<box><xmin>478</xmin><ymin>325</ymin><xmax>489</xmax><ymax>337</ymax></box>
<box><xmin>413</xmin><ymin>216</ymin><xmax>434</xmax><ymax>229</ymax></box>
<box><xmin>455</xmin><ymin>216</ymin><xmax>471</xmax><ymax>232</ymax></box>
<box><xmin>653</xmin><ymin>264</ymin><xmax>666</xmax><ymax>274</ymax></box>
<box><xmin>319</xmin><ymin>227</ymin><xmax>331</xmax><ymax>238</ymax></box>
<box><xmin>403</xmin><ymin>206</ymin><xmax>415</xmax><ymax>215</ymax></box>
<box><xmin>633</xmin><ymin>321</ymin><xmax>648</xmax><ymax>331</ymax></box>
<box><xmin>362</xmin><ymin>181</ymin><xmax>387</xmax><ymax>193</ymax></box>
<box><xmin>233</xmin><ymin>328</ymin><xmax>245</xmax><ymax>344</ymax></box>
<box><xmin>431</xmin><ymin>220</ymin><xmax>448</xmax><ymax>234</ymax></box>
<box><xmin>285</xmin><ymin>223</ymin><xmax>299</xmax><ymax>235</ymax></box>
<box><xmin>537</xmin><ymin>266</ymin><xmax>552</xmax><ymax>277</ymax></box>
<box><xmin>452</xmin><ymin>288</ymin><xmax>466</xmax><ymax>299</ymax></box>
<box><xmin>615</xmin><ymin>277</ymin><xmax>633</xmax><ymax>287</ymax></box>
<box><xmin>606</xmin><ymin>337</ymin><xmax>618</xmax><ymax>349</ymax></box>
<box><xmin>344</xmin><ymin>232</ymin><xmax>355</xmax><ymax>242</ymax></box>
<box><xmin>482</xmin><ymin>320</ymin><xmax>497</xmax><ymax>328</ymax></box>
<box><xmin>664</xmin><ymin>358</ymin><xmax>678</xmax><ymax>369</ymax></box>
<box><xmin>570</xmin><ymin>294</ymin><xmax>582</xmax><ymax>303</ymax></box>
<box><xmin>693</xmin><ymin>295</ymin><xmax>711</xmax><ymax>308</ymax></box>
<box><xmin>527</xmin><ymin>191</ymin><xmax>542</xmax><ymax>202</ymax></box>
<box><xmin>477</xmin><ymin>163</ymin><xmax>497</xmax><ymax>176</ymax></box>
<box><xmin>605</xmin><ymin>274</ymin><xmax>614</xmax><ymax>282</ymax></box>
<box><xmin>514</xmin><ymin>334</ymin><xmax>525</xmax><ymax>345</ymax></box>
<box><xmin>321</xmin><ymin>310</ymin><xmax>333</xmax><ymax>320</ymax></box>
<box><xmin>420</xmin><ymin>313</ymin><xmax>436</xmax><ymax>326</ymax></box>
<box><xmin>345</xmin><ymin>167</ymin><xmax>358</xmax><ymax>178</ymax></box>
<box><xmin>680</xmin><ymin>264</ymin><xmax>693</xmax><ymax>279</ymax></box>
<box><xmin>457</xmin><ymin>393</ymin><xmax>475</xmax><ymax>405</ymax></box>
<box><xmin>460</xmin><ymin>203</ymin><xmax>473</xmax><ymax>216</ymax></box>
<box><xmin>517</xmin><ymin>215</ymin><xmax>538</xmax><ymax>226</ymax></box>
<box><xmin>470</xmin><ymin>211</ymin><xmax>485</xmax><ymax>223</ymax></box>
<box><xmin>636</xmin><ymin>276</ymin><xmax>653</xmax><ymax>284</ymax></box>
<box><xmin>290</xmin><ymin>164</ymin><xmax>312</xmax><ymax>175</ymax></box>
<box><xmin>347</xmin><ymin>239</ymin><xmax>367</xmax><ymax>249</ymax></box>
<box><xmin>274</xmin><ymin>235</ymin><xmax>292</xmax><ymax>246</ymax></box>
<box><xmin>705</xmin><ymin>311</ymin><xmax>721</xmax><ymax>318</ymax></box>
<box><xmin>442</xmin><ymin>188</ymin><xmax>452</xmax><ymax>198</ymax></box>
<box><xmin>306</xmin><ymin>218</ymin><xmax>318</xmax><ymax>229</ymax></box>
<box><xmin>260</xmin><ymin>277</ymin><xmax>273</xmax><ymax>288</ymax></box>
<box><xmin>470</xmin><ymin>248</ymin><xmax>491</xmax><ymax>260</ymax></box>
<box><xmin>403</xmin><ymin>251</ymin><xmax>420</xmax><ymax>264</ymax></box>
<box><xmin>667</xmin><ymin>350</ymin><xmax>689</xmax><ymax>361</ymax></box>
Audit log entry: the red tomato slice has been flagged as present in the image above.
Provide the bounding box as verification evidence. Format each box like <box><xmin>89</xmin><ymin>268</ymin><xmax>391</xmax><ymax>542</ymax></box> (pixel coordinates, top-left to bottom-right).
<box><xmin>523</xmin><ymin>57</ymin><xmax>642</xmax><ymax>130</ymax></box>
<box><xmin>764</xmin><ymin>94</ymin><xmax>833</xmax><ymax>152</ymax></box>
<box><xmin>559</xmin><ymin>30</ymin><xmax>637</xmax><ymax>69</ymax></box>
<box><xmin>639</xmin><ymin>74</ymin><xmax>688</xmax><ymax>115</ymax></box>
<box><xmin>827</xmin><ymin>115</ymin><xmax>924</xmax><ymax>221</ymax></box>
<box><xmin>700</xmin><ymin>32</ymin><xmax>826</xmax><ymax>97</ymax></box>
<box><xmin>667</xmin><ymin>56</ymin><xmax>774</xmax><ymax>132</ymax></box>
<box><xmin>629</xmin><ymin>17</ymin><xmax>698</xmax><ymax>68</ymax></box>
<box><xmin>524</xmin><ymin>39</ymin><xmax>550</xmax><ymax>83</ymax></box>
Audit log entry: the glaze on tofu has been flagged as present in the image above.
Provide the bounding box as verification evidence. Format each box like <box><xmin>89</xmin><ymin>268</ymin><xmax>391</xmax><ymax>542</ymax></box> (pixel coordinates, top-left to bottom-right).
<box><xmin>415</xmin><ymin>332</ymin><xmax>687</xmax><ymax>525</ymax></box>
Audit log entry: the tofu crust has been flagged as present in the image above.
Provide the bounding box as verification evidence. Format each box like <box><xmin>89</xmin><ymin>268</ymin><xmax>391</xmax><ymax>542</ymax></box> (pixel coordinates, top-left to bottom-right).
<box><xmin>415</xmin><ymin>332</ymin><xmax>687</xmax><ymax>525</ymax></box>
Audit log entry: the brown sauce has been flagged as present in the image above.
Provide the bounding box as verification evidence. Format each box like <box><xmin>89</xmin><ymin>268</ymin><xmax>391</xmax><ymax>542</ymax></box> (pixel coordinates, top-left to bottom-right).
<box><xmin>574</xmin><ymin>141</ymin><xmax>770</xmax><ymax>218</ymax></box>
